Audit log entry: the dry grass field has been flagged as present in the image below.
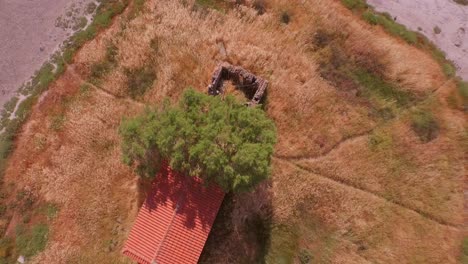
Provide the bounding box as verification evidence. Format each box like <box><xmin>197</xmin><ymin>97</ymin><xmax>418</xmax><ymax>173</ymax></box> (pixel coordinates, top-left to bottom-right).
<box><xmin>0</xmin><ymin>0</ymin><xmax>466</xmax><ymax>263</ymax></box>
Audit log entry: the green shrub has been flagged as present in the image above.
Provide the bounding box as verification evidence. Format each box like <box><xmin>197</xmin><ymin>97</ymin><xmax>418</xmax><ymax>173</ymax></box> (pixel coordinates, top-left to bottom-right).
<box><xmin>410</xmin><ymin>109</ymin><xmax>439</xmax><ymax>143</ymax></box>
<box><xmin>124</xmin><ymin>66</ymin><xmax>156</xmax><ymax>99</ymax></box>
<box><xmin>120</xmin><ymin>89</ymin><xmax>277</xmax><ymax>192</ymax></box>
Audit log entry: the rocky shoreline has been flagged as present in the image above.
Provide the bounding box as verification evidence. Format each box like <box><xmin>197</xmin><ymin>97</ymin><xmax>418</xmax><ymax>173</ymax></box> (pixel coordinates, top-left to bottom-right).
<box><xmin>367</xmin><ymin>0</ymin><xmax>468</xmax><ymax>80</ymax></box>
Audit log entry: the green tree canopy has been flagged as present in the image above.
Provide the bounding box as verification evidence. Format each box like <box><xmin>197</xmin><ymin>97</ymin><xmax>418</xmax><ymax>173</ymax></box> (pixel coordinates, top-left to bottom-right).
<box><xmin>119</xmin><ymin>88</ymin><xmax>277</xmax><ymax>192</ymax></box>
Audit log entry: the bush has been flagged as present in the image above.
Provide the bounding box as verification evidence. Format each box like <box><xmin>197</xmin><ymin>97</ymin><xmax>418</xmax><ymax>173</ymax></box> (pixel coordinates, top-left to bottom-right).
<box><xmin>120</xmin><ymin>89</ymin><xmax>277</xmax><ymax>192</ymax></box>
<box><xmin>411</xmin><ymin>109</ymin><xmax>439</xmax><ymax>143</ymax></box>
<box><xmin>280</xmin><ymin>11</ymin><xmax>290</xmax><ymax>24</ymax></box>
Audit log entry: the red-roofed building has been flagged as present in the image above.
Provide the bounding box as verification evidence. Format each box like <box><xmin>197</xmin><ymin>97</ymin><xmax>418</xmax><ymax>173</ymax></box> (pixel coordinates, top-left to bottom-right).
<box><xmin>122</xmin><ymin>164</ymin><xmax>225</xmax><ymax>264</ymax></box>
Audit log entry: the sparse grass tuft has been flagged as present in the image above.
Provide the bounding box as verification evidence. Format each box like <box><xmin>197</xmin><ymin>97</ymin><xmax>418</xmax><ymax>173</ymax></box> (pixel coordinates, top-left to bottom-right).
<box><xmin>410</xmin><ymin>108</ymin><xmax>439</xmax><ymax>143</ymax></box>
<box><xmin>50</xmin><ymin>114</ymin><xmax>66</xmax><ymax>131</ymax></box>
<box><xmin>353</xmin><ymin>70</ymin><xmax>414</xmax><ymax>106</ymax></box>
<box><xmin>124</xmin><ymin>66</ymin><xmax>156</xmax><ymax>99</ymax></box>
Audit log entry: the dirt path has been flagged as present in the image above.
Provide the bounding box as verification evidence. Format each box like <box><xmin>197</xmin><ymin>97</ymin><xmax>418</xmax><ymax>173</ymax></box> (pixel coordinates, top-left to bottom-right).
<box><xmin>367</xmin><ymin>0</ymin><xmax>468</xmax><ymax>80</ymax></box>
<box><xmin>274</xmin><ymin>157</ymin><xmax>461</xmax><ymax>228</ymax></box>
<box><xmin>0</xmin><ymin>0</ymin><xmax>94</xmax><ymax>107</ymax></box>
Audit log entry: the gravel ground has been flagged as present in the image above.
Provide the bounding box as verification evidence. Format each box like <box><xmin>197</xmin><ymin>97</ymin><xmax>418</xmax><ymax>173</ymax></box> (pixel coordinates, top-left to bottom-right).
<box><xmin>367</xmin><ymin>0</ymin><xmax>468</xmax><ymax>80</ymax></box>
<box><xmin>0</xmin><ymin>0</ymin><xmax>94</xmax><ymax>108</ymax></box>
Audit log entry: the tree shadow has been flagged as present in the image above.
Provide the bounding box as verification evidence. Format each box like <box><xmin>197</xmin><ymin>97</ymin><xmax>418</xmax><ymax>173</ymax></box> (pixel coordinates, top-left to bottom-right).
<box><xmin>142</xmin><ymin>164</ymin><xmax>225</xmax><ymax>230</ymax></box>
<box><xmin>199</xmin><ymin>181</ymin><xmax>273</xmax><ymax>263</ymax></box>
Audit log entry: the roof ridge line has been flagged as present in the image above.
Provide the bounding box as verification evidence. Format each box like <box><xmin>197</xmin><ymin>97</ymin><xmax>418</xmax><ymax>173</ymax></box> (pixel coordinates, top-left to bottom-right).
<box><xmin>151</xmin><ymin>174</ymin><xmax>188</xmax><ymax>263</ymax></box>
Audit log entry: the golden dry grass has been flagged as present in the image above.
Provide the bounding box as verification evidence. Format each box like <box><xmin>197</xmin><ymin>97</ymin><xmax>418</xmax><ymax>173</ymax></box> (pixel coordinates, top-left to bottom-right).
<box><xmin>1</xmin><ymin>0</ymin><xmax>466</xmax><ymax>263</ymax></box>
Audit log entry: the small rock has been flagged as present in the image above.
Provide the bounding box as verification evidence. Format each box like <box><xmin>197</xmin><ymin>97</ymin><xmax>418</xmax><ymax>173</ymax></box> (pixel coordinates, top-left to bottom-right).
<box><xmin>39</xmin><ymin>47</ymin><xmax>44</xmax><ymax>52</ymax></box>
<box><xmin>17</xmin><ymin>255</ymin><xmax>25</xmax><ymax>264</ymax></box>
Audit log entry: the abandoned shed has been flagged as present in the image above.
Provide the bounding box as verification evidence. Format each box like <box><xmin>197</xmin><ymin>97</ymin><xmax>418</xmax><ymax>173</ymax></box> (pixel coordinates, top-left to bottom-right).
<box><xmin>122</xmin><ymin>164</ymin><xmax>225</xmax><ymax>264</ymax></box>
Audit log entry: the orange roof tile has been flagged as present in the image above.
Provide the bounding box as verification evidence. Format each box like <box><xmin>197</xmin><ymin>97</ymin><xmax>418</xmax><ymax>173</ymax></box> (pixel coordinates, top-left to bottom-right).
<box><xmin>122</xmin><ymin>165</ymin><xmax>225</xmax><ymax>264</ymax></box>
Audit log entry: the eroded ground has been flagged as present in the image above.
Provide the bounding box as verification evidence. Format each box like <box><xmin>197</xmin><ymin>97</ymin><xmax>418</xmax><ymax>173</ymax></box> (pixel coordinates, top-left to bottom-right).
<box><xmin>0</xmin><ymin>0</ymin><xmax>466</xmax><ymax>263</ymax></box>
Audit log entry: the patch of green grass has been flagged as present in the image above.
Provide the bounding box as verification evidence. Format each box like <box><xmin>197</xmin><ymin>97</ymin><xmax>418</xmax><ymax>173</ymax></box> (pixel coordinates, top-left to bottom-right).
<box><xmin>353</xmin><ymin>69</ymin><xmax>414</xmax><ymax>106</ymax></box>
<box><xmin>442</xmin><ymin>63</ymin><xmax>456</xmax><ymax>78</ymax></box>
<box><xmin>458</xmin><ymin>81</ymin><xmax>468</xmax><ymax>99</ymax></box>
<box><xmin>410</xmin><ymin>108</ymin><xmax>439</xmax><ymax>143</ymax></box>
<box><xmin>195</xmin><ymin>0</ymin><xmax>227</xmax><ymax>11</ymax></box>
<box><xmin>362</xmin><ymin>11</ymin><xmax>417</xmax><ymax>44</ymax></box>
<box><xmin>340</xmin><ymin>0</ymin><xmax>367</xmax><ymax>10</ymax></box>
<box><xmin>369</xmin><ymin>129</ymin><xmax>393</xmax><ymax>151</ymax></box>
<box><xmin>461</xmin><ymin>237</ymin><xmax>468</xmax><ymax>263</ymax></box>
<box><xmin>124</xmin><ymin>66</ymin><xmax>156</xmax><ymax>99</ymax></box>
<box><xmin>15</xmin><ymin>223</ymin><xmax>49</xmax><ymax>258</ymax></box>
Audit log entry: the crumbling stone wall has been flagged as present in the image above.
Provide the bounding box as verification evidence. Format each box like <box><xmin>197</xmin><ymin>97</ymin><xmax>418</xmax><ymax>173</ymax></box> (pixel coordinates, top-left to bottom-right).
<box><xmin>207</xmin><ymin>62</ymin><xmax>267</xmax><ymax>106</ymax></box>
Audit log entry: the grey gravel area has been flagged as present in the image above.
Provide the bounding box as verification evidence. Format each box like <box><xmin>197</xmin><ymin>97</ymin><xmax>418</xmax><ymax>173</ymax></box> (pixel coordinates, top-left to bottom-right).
<box><xmin>367</xmin><ymin>0</ymin><xmax>468</xmax><ymax>80</ymax></box>
<box><xmin>0</xmin><ymin>0</ymin><xmax>94</xmax><ymax>108</ymax></box>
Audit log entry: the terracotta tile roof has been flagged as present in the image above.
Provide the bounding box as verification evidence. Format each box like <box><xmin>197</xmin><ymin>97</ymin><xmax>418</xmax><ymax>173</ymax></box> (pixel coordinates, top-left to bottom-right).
<box><xmin>122</xmin><ymin>165</ymin><xmax>225</xmax><ymax>264</ymax></box>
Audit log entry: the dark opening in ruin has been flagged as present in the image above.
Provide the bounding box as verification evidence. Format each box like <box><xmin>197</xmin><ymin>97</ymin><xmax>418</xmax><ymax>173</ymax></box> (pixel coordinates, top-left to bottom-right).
<box><xmin>207</xmin><ymin>63</ymin><xmax>268</xmax><ymax>106</ymax></box>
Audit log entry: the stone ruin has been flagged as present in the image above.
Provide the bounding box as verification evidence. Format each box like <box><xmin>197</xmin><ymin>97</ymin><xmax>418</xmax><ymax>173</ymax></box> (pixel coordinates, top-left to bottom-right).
<box><xmin>207</xmin><ymin>62</ymin><xmax>268</xmax><ymax>106</ymax></box>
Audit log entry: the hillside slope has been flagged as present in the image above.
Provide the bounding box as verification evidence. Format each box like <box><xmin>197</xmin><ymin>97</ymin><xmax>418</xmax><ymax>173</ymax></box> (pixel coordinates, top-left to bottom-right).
<box><xmin>0</xmin><ymin>0</ymin><xmax>466</xmax><ymax>263</ymax></box>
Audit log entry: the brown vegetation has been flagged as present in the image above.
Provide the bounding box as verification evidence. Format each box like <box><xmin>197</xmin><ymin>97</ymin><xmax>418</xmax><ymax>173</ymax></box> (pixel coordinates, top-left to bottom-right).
<box><xmin>0</xmin><ymin>0</ymin><xmax>466</xmax><ymax>263</ymax></box>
